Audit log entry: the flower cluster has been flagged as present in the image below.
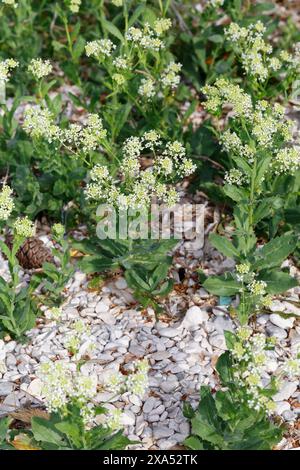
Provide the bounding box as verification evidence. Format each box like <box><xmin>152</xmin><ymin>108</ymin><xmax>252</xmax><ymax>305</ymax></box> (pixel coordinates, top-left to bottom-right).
<box><xmin>204</xmin><ymin>81</ymin><xmax>300</xmax><ymax>179</ymax></box>
<box><xmin>1</xmin><ymin>0</ymin><xmax>18</xmax><ymax>7</ymax></box>
<box><xmin>28</xmin><ymin>58</ymin><xmax>52</xmax><ymax>80</ymax></box>
<box><xmin>52</xmin><ymin>223</ymin><xmax>65</xmax><ymax>237</ymax></box>
<box><xmin>202</xmin><ymin>78</ymin><xmax>253</xmax><ymax>117</ymax></box>
<box><xmin>45</xmin><ymin>306</ymin><xmax>62</xmax><ymax>321</ymax></box>
<box><xmin>23</xmin><ymin>106</ymin><xmax>107</xmax><ymax>154</ymax></box>
<box><xmin>13</xmin><ymin>216</ymin><xmax>35</xmax><ymax>238</ymax></box>
<box><xmin>225</xmin><ymin>21</ymin><xmax>298</xmax><ymax>82</ymax></box>
<box><xmin>125</xmin><ymin>21</ymin><xmax>169</xmax><ymax>51</ymax></box>
<box><xmin>38</xmin><ymin>361</ymin><xmax>97</xmax><ymax>421</ymax></box>
<box><xmin>68</xmin><ymin>0</ymin><xmax>81</xmax><ymax>13</ymax></box>
<box><xmin>161</xmin><ymin>62</ymin><xmax>182</xmax><ymax>90</ymax></box>
<box><xmin>0</xmin><ymin>58</ymin><xmax>18</xmax><ymax>82</ymax></box>
<box><xmin>105</xmin><ymin>360</ymin><xmax>149</xmax><ymax>429</ymax></box>
<box><xmin>112</xmin><ymin>0</ymin><xmax>123</xmax><ymax>6</ymax></box>
<box><xmin>85</xmin><ymin>39</ymin><xmax>116</xmax><ymax>60</ymax></box>
<box><xmin>64</xmin><ymin>319</ymin><xmax>95</xmax><ymax>357</ymax></box>
<box><xmin>224</xmin><ymin>169</ymin><xmax>247</xmax><ymax>186</ymax></box>
<box><xmin>85</xmin><ymin>132</ymin><xmax>195</xmax><ymax>209</ymax></box>
<box><xmin>230</xmin><ymin>328</ymin><xmax>277</xmax><ymax>413</ymax></box>
<box><xmin>0</xmin><ymin>185</ymin><xmax>14</xmax><ymax>221</ymax></box>
<box><xmin>206</xmin><ymin>0</ymin><xmax>224</xmax><ymax>7</ymax></box>
<box><xmin>230</xmin><ymin>327</ymin><xmax>300</xmax><ymax>414</ymax></box>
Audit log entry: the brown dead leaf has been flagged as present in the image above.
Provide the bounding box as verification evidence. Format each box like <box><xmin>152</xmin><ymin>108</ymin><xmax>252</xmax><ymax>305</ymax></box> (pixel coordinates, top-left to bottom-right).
<box><xmin>10</xmin><ymin>408</ymin><xmax>49</xmax><ymax>424</ymax></box>
<box><xmin>11</xmin><ymin>434</ymin><xmax>40</xmax><ymax>451</ymax></box>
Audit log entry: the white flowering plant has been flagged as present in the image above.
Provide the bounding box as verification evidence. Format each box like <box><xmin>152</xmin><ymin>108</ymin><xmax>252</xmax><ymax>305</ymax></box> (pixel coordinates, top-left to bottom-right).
<box><xmin>0</xmin><ymin>186</ymin><xmax>38</xmax><ymax>337</ymax></box>
<box><xmin>183</xmin><ymin>337</ymin><xmax>284</xmax><ymax>450</ymax></box>
<box><xmin>199</xmin><ymin>79</ymin><xmax>299</xmax><ymax>323</ymax></box>
<box><xmin>0</xmin><ymin>405</ymin><xmax>132</xmax><ymax>450</ymax></box>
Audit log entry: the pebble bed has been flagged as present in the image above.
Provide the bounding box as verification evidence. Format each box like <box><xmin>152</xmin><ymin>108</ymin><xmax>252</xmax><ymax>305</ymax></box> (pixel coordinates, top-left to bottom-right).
<box><xmin>0</xmin><ymin>228</ymin><xmax>299</xmax><ymax>450</ymax></box>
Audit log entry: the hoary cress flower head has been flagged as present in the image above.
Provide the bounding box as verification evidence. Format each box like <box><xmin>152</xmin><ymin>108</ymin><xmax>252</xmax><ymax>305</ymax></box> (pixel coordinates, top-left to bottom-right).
<box><xmin>85</xmin><ymin>131</ymin><xmax>196</xmax><ymax>210</ymax></box>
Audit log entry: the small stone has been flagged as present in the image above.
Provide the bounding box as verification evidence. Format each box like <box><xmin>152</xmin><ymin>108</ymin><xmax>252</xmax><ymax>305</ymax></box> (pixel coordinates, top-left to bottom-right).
<box><xmin>97</xmin><ymin>311</ymin><xmax>116</xmax><ymax>325</ymax></box>
<box><xmin>121</xmin><ymin>410</ymin><xmax>135</xmax><ymax>426</ymax></box>
<box><xmin>275</xmin><ymin>401</ymin><xmax>291</xmax><ymax>415</ymax></box>
<box><xmin>143</xmin><ymin>397</ymin><xmax>158</xmax><ymax>413</ymax></box>
<box><xmin>26</xmin><ymin>379</ymin><xmax>43</xmax><ymax>398</ymax></box>
<box><xmin>269</xmin><ymin>314</ymin><xmax>295</xmax><ymax>330</ymax></box>
<box><xmin>115</xmin><ymin>278</ymin><xmax>127</xmax><ymax>289</ymax></box>
<box><xmin>213</xmin><ymin>316</ymin><xmax>234</xmax><ymax>334</ymax></box>
<box><xmin>95</xmin><ymin>301</ymin><xmax>109</xmax><ymax>314</ymax></box>
<box><xmin>153</xmin><ymin>426</ymin><xmax>174</xmax><ymax>439</ymax></box>
<box><xmin>160</xmin><ymin>378</ymin><xmax>179</xmax><ymax>393</ymax></box>
<box><xmin>274</xmin><ymin>382</ymin><xmax>298</xmax><ymax>401</ymax></box>
<box><xmin>180</xmin><ymin>306</ymin><xmax>208</xmax><ymax>329</ymax></box>
<box><xmin>209</xmin><ymin>334</ymin><xmax>226</xmax><ymax>350</ymax></box>
<box><xmin>158</xmin><ymin>327</ymin><xmax>180</xmax><ymax>338</ymax></box>
<box><xmin>0</xmin><ymin>382</ymin><xmax>14</xmax><ymax>396</ymax></box>
<box><xmin>266</xmin><ymin>324</ymin><xmax>288</xmax><ymax>340</ymax></box>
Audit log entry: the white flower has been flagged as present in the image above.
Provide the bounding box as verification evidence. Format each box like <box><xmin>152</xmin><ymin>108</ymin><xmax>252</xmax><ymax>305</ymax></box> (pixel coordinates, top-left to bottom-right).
<box><xmin>112</xmin><ymin>0</ymin><xmax>123</xmax><ymax>6</ymax></box>
<box><xmin>13</xmin><ymin>216</ymin><xmax>35</xmax><ymax>238</ymax></box>
<box><xmin>0</xmin><ymin>58</ymin><xmax>18</xmax><ymax>82</ymax></box>
<box><xmin>153</xmin><ymin>18</ymin><xmax>172</xmax><ymax>36</ymax></box>
<box><xmin>28</xmin><ymin>58</ymin><xmax>52</xmax><ymax>80</ymax></box>
<box><xmin>248</xmin><ymin>280</ymin><xmax>267</xmax><ymax>296</ymax></box>
<box><xmin>273</xmin><ymin>148</ymin><xmax>300</xmax><ymax>175</ymax></box>
<box><xmin>0</xmin><ymin>185</ymin><xmax>14</xmax><ymax>221</ymax></box>
<box><xmin>45</xmin><ymin>307</ymin><xmax>62</xmax><ymax>321</ymax></box>
<box><xmin>1</xmin><ymin>0</ymin><xmax>18</xmax><ymax>7</ymax></box>
<box><xmin>161</xmin><ymin>62</ymin><xmax>182</xmax><ymax>90</ymax></box>
<box><xmin>112</xmin><ymin>57</ymin><xmax>128</xmax><ymax>70</ymax></box>
<box><xmin>23</xmin><ymin>106</ymin><xmax>60</xmax><ymax>143</ymax></box>
<box><xmin>69</xmin><ymin>0</ymin><xmax>81</xmax><ymax>13</ymax></box>
<box><xmin>224</xmin><ymin>169</ymin><xmax>246</xmax><ymax>186</ymax></box>
<box><xmin>138</xmin><ymin>78</ymin><xmax>155</xmax><ymax>99</ymax></box>
<box><xmin>85</xmin><ymin>39</ymin><xmax>116</xmax><ymax>59</ymax></box>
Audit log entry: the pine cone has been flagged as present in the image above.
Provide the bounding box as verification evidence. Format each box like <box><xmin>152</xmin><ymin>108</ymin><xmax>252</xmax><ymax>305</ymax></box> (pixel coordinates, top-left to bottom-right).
<box><xmin>5</xmin><ymin>233</ymin><xmax>54</xmax><ymax>269</ymax></box>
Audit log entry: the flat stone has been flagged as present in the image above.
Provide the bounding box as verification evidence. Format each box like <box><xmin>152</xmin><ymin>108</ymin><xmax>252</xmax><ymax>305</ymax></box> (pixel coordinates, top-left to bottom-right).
<box><xmin>180</xmin><ymin>306</ymin><xmax>208</xmax><ymax>329</ymax></box>
<box><xmin>97</xmin><ymin>311</ymin><xmax>116</xmax><ymax>325</ymax></box>
<box><xmin>26</xmin><ymin>378</ymin><xmax>42</xmax><ymax>398</ymax></box>
<box><xmin>274</xmin><ymin>382</ymin><xmax>298</xmax><ymax>401</ymax></box>
<box><xmin>95</xmin><ymin>301</ymin><xmax>109</xmax><ymax>314</ymax></box>
<box><xmin>158</xmin><ymin>327</ymin><xmax>180</xmax><ymax>338</ymax></box>
<box><xmin>209</xmin><ymin>334</ymin><xmax>226</xmax><ymax>350</ymax></box>
<box><xmin>276</xmin><ymin>401</ymin><xmax>291</xmax><ymax>415</ymax></box>
<box><xmin>266</xmin><ymin>324</ymin><xmax>288</xmax><ymax>340</ymax></box>
<box><xmin>143</xmin><ymin>397</ymin><xmax>158</xmax><ymax>413</ymax></box>
<box><xmin>115</xmin><ymin>278</ymin><xmax>127</xmax><ymax>289</ymax></box>
<box><xmin>152</xmin><ymin>426</ymin><xmax>174</xmax><ymax>439</ymax></box>
<box><xmin>269</xmin><ymin>314</ymin><xmax>295</xmax><ymax>330</ymax></box>
<box><xmin>0</xmin><ymin>382</ymin><xmax>14</xmax><ymax>396</ymax></box>
<box><xmin>160</xmin><ymin>378</ymin><xmax>179</xmax><ymax>393</ymax></box>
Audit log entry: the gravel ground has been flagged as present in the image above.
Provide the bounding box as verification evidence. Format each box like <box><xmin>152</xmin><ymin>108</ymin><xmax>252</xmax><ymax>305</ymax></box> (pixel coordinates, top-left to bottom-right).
<box><xmin>0</xmin><ymin>210</ymin><xmax>299</xmax><ymax>450</ymax></box>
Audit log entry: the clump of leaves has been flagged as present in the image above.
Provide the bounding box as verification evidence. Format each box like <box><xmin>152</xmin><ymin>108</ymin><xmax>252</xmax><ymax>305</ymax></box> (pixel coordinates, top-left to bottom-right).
<box><xmin>202</xmin><ymin>230</ymin><xmax>298</xmax><ymax>324</ymax></box>
<box><xmin>32</xmin><ymin>224</ymin><xmax>75</xmax><ymax>307</ymax></box>
<box><xmin>183</xmin><ymin>351</ymin><xmax>283</xmax><ymax>450</ymax></box>
<box><xmin>0</xmin><ymin>404</ymin><xmax>132</xmax><ymax>451</ymax></box>
<box><xmin>74</xmin><ymin>236</ymin><xmax>177</xmax><ymax>313</ymax></box>
<box><xmin>0</xmin><ymin>230</ymin><xmax>37</xmax><ymax>339</ymax></box>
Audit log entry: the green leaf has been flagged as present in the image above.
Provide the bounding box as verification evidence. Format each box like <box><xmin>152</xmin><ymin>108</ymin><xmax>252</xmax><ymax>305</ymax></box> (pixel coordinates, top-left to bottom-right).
<box><xmin>101</xmin><ymin>18</ymin><xmax>124</xmax><ymax>42</ymax></box>
<box><xmin>223</xmin><ymin>184</ymin><xmax>248</xmax><ymax>202</ymax></box>
<box><xmin>31</xmin><ymin>417</ymin><xmax>66</xmax><ymax>447</ymax></box>
<box><xmin>259</xmin><ymin>271</ymin><xmax>298</xmax><ymax>295</ymax></box>
<box><xmin>252</xmin><ymin>233</ymin><xmax>297</xmax><ymax>270</ymax></box>
<box><xmin>191</xmin><ymin>386</ymin><xmax>223</xmax><ymax>447</ymax></box>
<box><xmin>203</xmin><ymin>275</ymin><xmax>241</xmax><ymax>296</ymax></box>
<box><xmin>184</xmin><ymin>435</ymin><xmax>204</xmax><ymax>450</ymax></box>
<box><xmin>216</xmin><ymin>351</ymin><xmax>233</xmax><ymax>385</ymax></box>
<box><xmin>209</xmin><ymin>233</ymin><xmax>239</xmax><ymax>259</ymax></box>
